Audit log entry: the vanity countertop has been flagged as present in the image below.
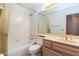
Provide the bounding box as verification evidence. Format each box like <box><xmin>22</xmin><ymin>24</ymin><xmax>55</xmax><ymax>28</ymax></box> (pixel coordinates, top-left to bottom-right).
<box><xmin>36</xmin><ymin>33</ymin><xmax>79</xmax><ymax>47</ymax></box>
<box><xmin>36</xmin><ymin>33</ymin><xmax>61</xmax><ymax>37</ymax></box>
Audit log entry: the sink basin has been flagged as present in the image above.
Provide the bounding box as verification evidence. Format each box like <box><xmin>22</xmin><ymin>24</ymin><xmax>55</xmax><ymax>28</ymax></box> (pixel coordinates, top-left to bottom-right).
<box><xmin>45</xmin><ymin>35</ymin><xmax>79</xmax><ymax>46</ymax></box>
<box><xmin>45</xmin><ymin>36</ymin><xmax>61</xmax><ymax>40</ymax></box>
<box><xmin>59</xmin><ymin>38</ymin><xmax>79</xmax><ymax>44</ymax></box>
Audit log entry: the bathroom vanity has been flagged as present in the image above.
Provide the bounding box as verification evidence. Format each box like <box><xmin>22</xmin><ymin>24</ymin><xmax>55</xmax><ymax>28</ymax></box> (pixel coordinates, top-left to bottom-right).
<box><xmin>43</xmin><ymin>39</ymin><xmax>79</xmax><ymax>56</ymax></box>
<box><xmin>37</xmin><ymin>4</ymin><xmax>79</xmax><ymax>56</ymax></box>
<box><xmin>36</xmin><ymin>33</ymin><xmax>79</xmax><ymax>56</ymax></box>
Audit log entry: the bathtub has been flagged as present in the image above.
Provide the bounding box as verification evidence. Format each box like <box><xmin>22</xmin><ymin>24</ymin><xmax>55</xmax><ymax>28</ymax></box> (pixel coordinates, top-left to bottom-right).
<box><xmin>8</xmin><ymin>43</ymin><xmax>33</xmax><ymax>56</ymax></box>
<box><xmin>0</xmin><ymin>54</ymin><xmax>4</xmax><ymax>56</ymax></box>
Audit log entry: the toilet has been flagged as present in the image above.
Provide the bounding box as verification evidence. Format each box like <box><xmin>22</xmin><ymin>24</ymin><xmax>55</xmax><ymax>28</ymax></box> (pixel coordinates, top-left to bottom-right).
<box><xmin>28</xmin><ymin>44</ymin><xmax>41</xmax><ymax>56</ymax></box>
<box><xmin>28</xmin><ymin>35</ymin><xmax>43</xmax><ymax>56</ymax></box>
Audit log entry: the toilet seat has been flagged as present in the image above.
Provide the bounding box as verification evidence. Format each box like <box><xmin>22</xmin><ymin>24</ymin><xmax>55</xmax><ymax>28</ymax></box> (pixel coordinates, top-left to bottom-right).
<box><xmin>28</xmin><ymin>44</ymin><xmax>41</xmax><ymax>54</ymax></box>
<box><xmin>29</xmin><ymin>44</ymin><xmax>41</xmax><ymax>51</ymax></box>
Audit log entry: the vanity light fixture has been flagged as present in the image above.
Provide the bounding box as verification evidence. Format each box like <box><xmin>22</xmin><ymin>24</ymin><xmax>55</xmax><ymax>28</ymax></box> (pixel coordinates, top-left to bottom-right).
<box><xmin>43</xmin><ymin>3</ymin><xmax>57</xmax><ymax>10</ymax></box>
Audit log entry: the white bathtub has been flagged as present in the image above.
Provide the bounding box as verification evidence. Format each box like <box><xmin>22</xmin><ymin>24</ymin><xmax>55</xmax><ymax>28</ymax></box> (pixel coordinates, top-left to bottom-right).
<box><xmin>0</xmin><ymin>54</ymin><xmax>4</xmax><ymax>56</ymax></box>
<box><xmin>8</xmin><ymin>43</ymin><xmax>33</xmax><ymax>56</ymax></box>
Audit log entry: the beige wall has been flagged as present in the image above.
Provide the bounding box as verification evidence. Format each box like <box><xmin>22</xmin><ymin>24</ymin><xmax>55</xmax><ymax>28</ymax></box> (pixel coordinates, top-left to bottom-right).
<box><xmin>30</xmin><ymin>10</ymin><xmax>38</xmax><ymax>34</ymax></box>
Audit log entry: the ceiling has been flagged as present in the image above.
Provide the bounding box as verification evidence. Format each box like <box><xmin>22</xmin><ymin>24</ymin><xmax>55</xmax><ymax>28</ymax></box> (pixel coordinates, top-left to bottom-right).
<box><xmin>18</xmin><ymin>3</ymin><xmax>59</xmax><ymax>12</ymax></box>
<box><xmin>19</xmin><ymin>3</ymin><xmax>58</xmax><ymax>12</ymax></box>
<box><xmin>19</xmin><ymin>3</ymin><xmax>41</xmax><ymax>10</ymax></box>
<box><xmin>40</xmin><ymin>3</ymin><xmax>79</xmax><ymax>15</ymax></box>
<box><xmin>19</xmin><ymin>3</ymin><xmax>79</xmax><ymax>14</ymax></box>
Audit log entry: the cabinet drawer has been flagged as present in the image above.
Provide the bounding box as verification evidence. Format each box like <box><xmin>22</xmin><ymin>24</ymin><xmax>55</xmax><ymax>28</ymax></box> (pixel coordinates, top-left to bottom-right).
<box><xmin>43</xmin><ymin>47</ymin><xmax>62</xmax><ymax>56</ymax></box>
<box><xmin>43</xmin><ymin>39</ymin><xmax>52</xmax><ymax>48</ymax></box>
<box><xmin>52</xmin><ymin>46</ymin><xmax>77</xmax><ymax>56</ymax></box>
<box><xmin>52</xmin><ymin>41</ymin><xmax>79</xmax><ymax>56</ymax></box>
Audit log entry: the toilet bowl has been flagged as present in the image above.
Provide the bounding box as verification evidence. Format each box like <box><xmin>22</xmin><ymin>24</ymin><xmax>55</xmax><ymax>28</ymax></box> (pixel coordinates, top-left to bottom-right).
<box><xmin>28</xmin><ymin>44</ymin><xmax>41</xmax><ymax>56</ymax></box>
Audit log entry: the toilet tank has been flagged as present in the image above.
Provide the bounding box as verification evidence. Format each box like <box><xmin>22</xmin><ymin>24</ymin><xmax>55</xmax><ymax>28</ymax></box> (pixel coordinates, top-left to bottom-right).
<box><xmin>35</xmin><ymin>36</ymin><xmax>43</xmax><ymax>46</ymax></box>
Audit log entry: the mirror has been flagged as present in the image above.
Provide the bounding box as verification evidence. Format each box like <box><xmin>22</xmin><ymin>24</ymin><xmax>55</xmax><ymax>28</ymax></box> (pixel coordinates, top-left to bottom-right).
<box><xmin>38</xmin><ymin>3</ymin><xmax>79</xmax><ymax>36</ymax></box>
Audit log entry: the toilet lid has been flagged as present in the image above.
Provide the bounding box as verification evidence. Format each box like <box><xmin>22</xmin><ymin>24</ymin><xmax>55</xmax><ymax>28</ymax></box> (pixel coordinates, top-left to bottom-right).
<box><xmin>29</xmin><ymin>44</ymin><xmax>41</xmax><ymax>51</ymax></box>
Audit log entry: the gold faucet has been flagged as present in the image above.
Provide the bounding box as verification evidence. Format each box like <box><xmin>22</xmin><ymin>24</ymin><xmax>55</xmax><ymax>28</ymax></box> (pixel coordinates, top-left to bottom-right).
<box><xmin>61</xmin><ymin>35</ymin><xmax>72</xmax><ymax>41</ymax></box>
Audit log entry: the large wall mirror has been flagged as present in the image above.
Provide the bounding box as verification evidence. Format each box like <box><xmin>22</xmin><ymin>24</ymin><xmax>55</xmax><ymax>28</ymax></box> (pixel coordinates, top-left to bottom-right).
<box><xmin>38</xmin><ymin>3</ymin><xmax>79</xmax><ymax>36</ymax></box>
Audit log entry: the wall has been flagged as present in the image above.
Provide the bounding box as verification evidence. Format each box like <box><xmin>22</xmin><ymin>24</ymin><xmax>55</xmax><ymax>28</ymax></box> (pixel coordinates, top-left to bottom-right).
<box><xmin>38</xmin><ymin>14</ymin><xmax>49</xmax><ymax>33</ymax></box>
<box><xmin>30</xmin><ymin>10</ymin><xmax>38</xmax><ymax>34</ymax></box>
<box><xmin>48</xmin><ymin>4</ymin><xmax>79</xmax><ymax>34</ymax></box>
<box><xmin>7</xmin><ymin>4</ymin><xmax>33</xmax><ymax>56</ymax></box>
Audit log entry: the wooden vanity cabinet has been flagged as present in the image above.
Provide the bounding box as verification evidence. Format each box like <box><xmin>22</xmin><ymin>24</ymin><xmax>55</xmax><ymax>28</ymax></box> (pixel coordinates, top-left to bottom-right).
<box><xmin>42</xmin><ymin>47</ymin><xmax>62</xmax><ymax>56</ymax></box>
<box><xmin>42</xmin><ymin>39</ymin><xmax>79</xmax><ymax>56</ymax></box>
<box><xmin>52</xmin><ymin>41</ymin><xmax>79</xmax><ymax>56</ymax></box>
<box><xmin>43</xmin><ymin>40</ymin><xmax>52</xmax><ymax>48</ymax></box>
<box><xmin>42</xmin><ymin>39</ymin><xmax>63</xmax><ymax>56</ymax></box>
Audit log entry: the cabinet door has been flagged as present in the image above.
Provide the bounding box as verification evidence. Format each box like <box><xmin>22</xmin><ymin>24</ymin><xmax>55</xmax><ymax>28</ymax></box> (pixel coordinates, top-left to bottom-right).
<box><xmin>43</xmin><ymin>40</ymin><xmax>52</xmax><ymax>48</ymax></box>
<box><xmin>52</xmin><ymin>41</ymin><xmax>79</xmax><ymax>56</ymax></box>
<box><xmin>43</xmin><ymin>47</ymin><xmax>62</xmax><ymax>56</ymax></box>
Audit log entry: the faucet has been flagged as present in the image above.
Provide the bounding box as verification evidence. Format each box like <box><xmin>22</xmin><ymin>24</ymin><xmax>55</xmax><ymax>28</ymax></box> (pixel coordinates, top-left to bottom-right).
<box><xmin>61</xmin><ymin>35</ymin><xmax>72</xmax><ymax>41</ymax></box>
<box><xmin>64</xmin><ymin>36</ymin><xmax>68</xmax><ymax>40</ymax></box>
